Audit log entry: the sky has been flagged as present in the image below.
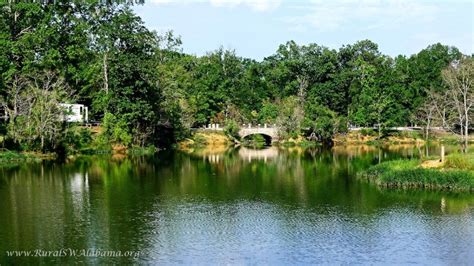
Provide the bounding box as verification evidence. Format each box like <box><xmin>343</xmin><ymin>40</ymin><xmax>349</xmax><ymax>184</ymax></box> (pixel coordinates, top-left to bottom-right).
<box><xmin>134</xmin><ymin>0</ymin><xmax>474</xmax><ymax>60</ymax></box>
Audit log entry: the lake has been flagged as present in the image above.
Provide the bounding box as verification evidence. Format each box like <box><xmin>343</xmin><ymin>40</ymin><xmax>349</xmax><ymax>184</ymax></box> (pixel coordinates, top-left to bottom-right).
<box><xmin>1</xmin><ymin>145</ymin><xmax>473</xmax><ymax>264</ymax></box>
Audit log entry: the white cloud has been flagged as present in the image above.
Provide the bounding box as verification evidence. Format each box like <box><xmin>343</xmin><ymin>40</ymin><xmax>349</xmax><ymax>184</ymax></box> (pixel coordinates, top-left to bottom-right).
<box><xmin>150</xmin><ymin>0</ymin><xmax>281</xmax><ymax>12</ymax></box>
<box><xmin>283</xmin><ymin>0</ymin><xmax>440</xmax><ymax>32</ymax></box>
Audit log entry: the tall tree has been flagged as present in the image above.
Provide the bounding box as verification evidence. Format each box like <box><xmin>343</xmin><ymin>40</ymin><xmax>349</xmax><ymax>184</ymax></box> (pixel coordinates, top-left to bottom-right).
<box><xmin>442</xmin><ymin>57</ymin><xmax>474</xmax><ymax>147</ymax></box>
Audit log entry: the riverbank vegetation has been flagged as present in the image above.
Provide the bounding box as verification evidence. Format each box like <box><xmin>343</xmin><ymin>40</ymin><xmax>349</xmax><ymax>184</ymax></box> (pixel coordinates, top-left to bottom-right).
<box><xmin>359</xmin><ymin>152</ymin><xmax>474</xmax><ymax>191</ymax></box>
<box><xmin>0</xmin><ymin>1</ymin><xmax>472</xmax><ymax>156</ymax></box>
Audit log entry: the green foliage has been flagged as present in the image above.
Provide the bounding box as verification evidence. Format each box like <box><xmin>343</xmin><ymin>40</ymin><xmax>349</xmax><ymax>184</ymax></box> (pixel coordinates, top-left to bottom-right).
<box><xmin>224</xmin><ymin>119</ymin><xmax>240</xmax><ymax>140</ymax></box>
<box><xmin>258</xmin><ymin>101</ymin><xmax>278</xmax><ymax>124</ymax></box>
<box><xmin>3</xmin><ymin>72</ymin><xmax>70</xmax><ymax>151</ymax></box>
<box><xmin>303</xmin><ymin>96</ymin><xmax>347</xmax><ymax>143</ymax></box>
<box><xmin>251</xmin><ymin>134</ymin><xmax>266</xmax><ymax>143</ymax></box>
<box><xmin>392</xmin><ymin>130</ymin><xmax>422</xmax><ymax>140</ymax></box>
<box><xmin>61</xmin><ymin>126</ymin><xmax>93</xmax><ymax>153</ymax></box>
<box><xmin>193</xmin><ymin>134</ymin><xmax>208</xmax><ymax>147</ymax></box>
<box><xmin>243</xmin><ymin>134</ymin><xmax>267</xmax><ymax>148</ymax></box>
<box><xmin>0</xmin><ymin>151</ymin><xmax>34</xmax><ymax>162</ymax></box>
<box><xmin>101</xmin><ymin>113</ymin><xmax>132</xmax><ymax>146</ymax></box>
<box><xmin>128</xmin><ymin>145</ymin><xmax>157</xmax><ymax>155</ymax></box>
<box><xmin>360</xmin><ymin>128</ymin><xmax>377</xmax><ymax>136</ymax></box>
<box><xmin>444</xmin><ymin>153</ymin><xmax>474</xmax><ymax>171</ymax></box>
<box><xmin>276</xmin><ymin>96</ymin><xmax>303</xmax><ymax>139</ymax></box>
<box><xmin>0</xmin><ymin>2</ymin><xmax>465</xmax><ymax>151</ymax></box>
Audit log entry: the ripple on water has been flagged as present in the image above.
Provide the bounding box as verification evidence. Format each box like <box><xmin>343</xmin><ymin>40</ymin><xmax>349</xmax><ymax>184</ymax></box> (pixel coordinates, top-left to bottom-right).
<box><xmin>139</xmin><ymin>198</ymin><xmax>474</xmax><ymax>264</ymax></box>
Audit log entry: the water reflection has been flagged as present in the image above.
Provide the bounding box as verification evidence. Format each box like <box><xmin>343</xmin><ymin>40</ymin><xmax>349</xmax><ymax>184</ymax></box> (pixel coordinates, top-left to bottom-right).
<box><xmin>238</xmin><ymin>146</ymin><xmax>279</xmax><ymax>162</ymax></box>
<box><xmin>0</xmin><ymin>145</ymin><xmax>473</xmax><ymax>264</ymax></box>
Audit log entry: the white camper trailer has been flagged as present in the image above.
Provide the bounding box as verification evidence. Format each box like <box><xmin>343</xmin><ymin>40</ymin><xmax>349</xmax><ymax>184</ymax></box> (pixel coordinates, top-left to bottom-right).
<box><xmin>60</xmin><ymin>103</ymin><xmax>88</xmax><ymax>123</ymax></box>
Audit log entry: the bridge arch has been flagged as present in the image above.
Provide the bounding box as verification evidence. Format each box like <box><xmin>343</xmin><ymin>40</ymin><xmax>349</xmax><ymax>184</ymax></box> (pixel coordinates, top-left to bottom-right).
<box><xmin>241</xmin><ymin>133</ymin><xmax>273</xmax><ymax>145</ymax></box>
<box><xmin>238</xmin><ymin>127</ymin><xmax>279</xmax><ymax>143</ymax></box>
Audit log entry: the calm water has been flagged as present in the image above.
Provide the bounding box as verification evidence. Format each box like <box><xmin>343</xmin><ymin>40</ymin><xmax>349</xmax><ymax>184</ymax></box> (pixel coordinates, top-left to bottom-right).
<box><xmin>0</xmin><ymin>145</ymin><xmax>473</xmax><ymax>264</ymax></box>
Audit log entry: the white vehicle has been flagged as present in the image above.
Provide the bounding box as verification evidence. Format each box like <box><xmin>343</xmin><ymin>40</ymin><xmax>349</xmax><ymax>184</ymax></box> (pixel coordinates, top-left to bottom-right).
<box><xmin>60</xmin><ymin>103</ymin><xmax>89</xmax><ymax>123</ymax></box>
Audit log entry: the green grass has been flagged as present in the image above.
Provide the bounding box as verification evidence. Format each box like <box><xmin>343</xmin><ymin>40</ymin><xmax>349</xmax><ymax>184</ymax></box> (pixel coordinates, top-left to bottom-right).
<box><xmin>359</xmin><ymin>159</ymin><xmax>474</xmax><ymax>191</ymax></box>
<box><xmin>444</xmin><ymin>152</ymin><xmax>474</xmax><ymax>171</ymax></box>
<box><xmin>128</xmin><ymin>145</ymin><xmax>158</xmax><ymax>155</ymax></box>
<box><xmin>297</xmin><ymin>140</ymin><xmax>319</xmax><ymax>148</ymax></box>
<box><xmin>0</xmin><ymin>150</ymin><xmax>40</xmax><ymax>164</ymax></box>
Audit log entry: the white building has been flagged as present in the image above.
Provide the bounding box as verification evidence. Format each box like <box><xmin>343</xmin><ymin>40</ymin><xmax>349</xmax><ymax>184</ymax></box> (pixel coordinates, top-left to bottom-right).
<box><xmin>60</xmin><ymin>103</ymin><xmax>88</xmax><ymax>123</ymax></box>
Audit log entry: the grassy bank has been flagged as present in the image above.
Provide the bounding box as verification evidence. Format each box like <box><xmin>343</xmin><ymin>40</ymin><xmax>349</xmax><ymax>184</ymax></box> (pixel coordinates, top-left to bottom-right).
<box><xmin>0</xmin><ymin>150</ymin><xmax>47</xmax><ymax>165</ymax></box>
<box><xmin>335</xmin><ymin>130</ymin><xmax>473</xmax><ymax>146</ymax></box>
<box><xmin>0</xmin><ymin>145</ymin><xmax>157</xmax><ymax>166</ymax></box>
<box><xmin>178</xmin><ymin>131</ymin><xmax>231</xmax><ymax>150</ymax></box>
<box><xmin>359</xmin><ymin>152</ymin><xmax>474</xmax><ymax>191</ymax></box>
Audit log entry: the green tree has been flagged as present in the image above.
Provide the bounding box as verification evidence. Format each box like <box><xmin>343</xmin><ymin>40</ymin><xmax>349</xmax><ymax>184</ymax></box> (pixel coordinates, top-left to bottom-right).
<box><xmin>276</xmin><ymin>96</ymin><xmax>303</xmax><ymax>138</ymax></box>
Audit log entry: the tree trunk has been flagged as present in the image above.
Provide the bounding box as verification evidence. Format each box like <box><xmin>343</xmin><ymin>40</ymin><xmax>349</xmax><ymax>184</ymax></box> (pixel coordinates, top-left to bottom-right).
<box><xmin>465</xmin><ymin>116</ymin><xmax>469</xmax><ymax>151</ymax></box>
<box><xmin>103</xmin><ymin>52</ymin><xmax>109</xmax><ymax>95</ymax></box>
<box><xmin>427</xmin><ymin>114</ymin><xmax>431</xmax><ymax>141</ymax></box>
<box><xmin>41</xmin><ymin>135</ymin><xmax>44</xmax><ymax>151</ymax></box>
<box><xmin>442</xmin><ymin>108</ymin><xmax>447</xmax><ymax>129</ymax></box>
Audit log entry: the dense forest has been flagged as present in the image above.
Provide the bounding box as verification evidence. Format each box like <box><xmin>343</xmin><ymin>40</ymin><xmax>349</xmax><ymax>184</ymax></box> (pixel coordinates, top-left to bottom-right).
<box><xmin>0</xmin><ymin>2</ymin><xmax>472</xmax><ymax>152</ymax></box>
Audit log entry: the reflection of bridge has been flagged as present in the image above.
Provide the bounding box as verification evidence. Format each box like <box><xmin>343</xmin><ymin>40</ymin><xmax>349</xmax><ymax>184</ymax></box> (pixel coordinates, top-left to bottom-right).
<box><xmin>238</xmin><ymin>147</ymin><xmax>279</xmax><ymax>162</ymax></box>
<box><xmin>202</xmin><ymin>147</ymin><xmax>280</xmax><ymax>163</ymax></box>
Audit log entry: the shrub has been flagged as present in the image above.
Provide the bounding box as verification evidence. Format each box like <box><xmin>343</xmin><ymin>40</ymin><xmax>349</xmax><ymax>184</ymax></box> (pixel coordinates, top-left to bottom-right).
<box><xmin>251</xmin><ymin>134</ymin><xmax>266</xmax><ymax>143</ymax></box>
<box><xmin>259</xmin><ymin>101</ymin><xmax>279</xmax><ymax>124</ymax></box>
<box><xmin>243</xmin><ymin>134</ymin><xmax>267</xmax><ymax>148</ymax></box>
<box><xmin>102</xmin><ymin>113</ymin><xmax>133</xmax><ymax>146</ymax></box>
<box><xmin>224</xmin><ymin>119</ymin><xmax>240</xmax><ymax>140</ymax></box>
<box><xmin>360</xmin><ymin>128</ymin><xmax>376</xmax><ymax>136</ymax></box>
<box><xmin>78</xmin><ymin>128</ymin><xmax>93</xmax><ymax>147</ymax></box>
<box><xmin>193</xmin><ymin>134</ymin><xmax>208</xmax><ymax>146</ymax></box>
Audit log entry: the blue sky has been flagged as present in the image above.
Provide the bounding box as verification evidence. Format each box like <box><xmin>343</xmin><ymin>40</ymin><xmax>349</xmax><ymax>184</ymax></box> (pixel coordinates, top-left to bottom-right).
<box><xmin>134</xmin><ymin>0</ymin><xmax>473</xmax><ymax>60</ymax></box>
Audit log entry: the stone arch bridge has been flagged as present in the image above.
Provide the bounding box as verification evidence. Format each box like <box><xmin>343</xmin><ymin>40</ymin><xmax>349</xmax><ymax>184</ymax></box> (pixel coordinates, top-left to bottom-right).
<box><xmin>200</xmin><ymin>124</ymin><xmax>279</xmax><ymax>142</ymax></box>
<box><xmin>239</xmin><ymin>126</ymin><xmax>279</xmax><ymax>142</ymax></box>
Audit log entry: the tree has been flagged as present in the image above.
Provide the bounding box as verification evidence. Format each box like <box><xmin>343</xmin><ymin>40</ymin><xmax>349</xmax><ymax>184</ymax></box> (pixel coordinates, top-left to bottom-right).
<box><xmin>442</xmin><ymin>57</ymin><xmax>474</xmax><ymax>147</ymax></box>
<box><xmin>413</xmin><ymin>90</ymin><xmax>439</xmax><ymax>140</ymax></box>
<box><xmin>276</xmin><ymin>96</ymin><xmax>303</xmax><ymax>138</ymax></box>
<box><xmin>303</xmin><ymin>96</ymin><xmax>345</xmax><ymax>145</ymax></box>
<box><xmin>349</xmin><ymin>57</ymin><xmax>393</xmax><ymax>137</ymax></box>
<box><xmin>1</xmin><ymin>71</ymin><xmax>71</xmax><ymax>151</ymax></box>
<box><xmin>258</xmin><ymin>100</ymin><xmax>279</xmax><ymax>124</ymax></box>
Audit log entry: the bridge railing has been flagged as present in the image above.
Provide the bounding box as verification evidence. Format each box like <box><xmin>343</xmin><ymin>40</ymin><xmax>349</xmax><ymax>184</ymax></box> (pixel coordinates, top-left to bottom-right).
<box><xmin>198</xmin><ymin>123</ymin><xmax>278</xmax><ymax>130</ymax></box>
<box><xmin>240</xmin><ymin>124</ymin><xmax>277</xmax><ymax>129</ymax></box>
<box><xmin>198</xmin><ymin>124</ymin><xmax>433</xmax><ymax>132</ymax></box>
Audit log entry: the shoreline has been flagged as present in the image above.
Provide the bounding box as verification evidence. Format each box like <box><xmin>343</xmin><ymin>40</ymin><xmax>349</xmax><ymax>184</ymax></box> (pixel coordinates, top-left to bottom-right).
<box><xmin>178</xmin><ymin>130</ymin><xmax>473</xmax><ymax>149</ymax></box>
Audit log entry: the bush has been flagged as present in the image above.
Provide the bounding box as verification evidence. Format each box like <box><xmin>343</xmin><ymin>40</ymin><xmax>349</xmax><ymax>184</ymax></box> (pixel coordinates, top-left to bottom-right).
<box><xmin>129</xmin><ymin>145</ymin><xmax>157</xmax><ymax>155</ymax></box>
<box><xmin>58</xmin><ymin>127</ymin><xmax>94</xmax><ymax>154</ymax></box>
<box><xmin>193</xmin><ymin>134</ymin><xmax>208</xmax><ymax>146</ymax></box>
<box><xmin>0</xmin><ymin>150</ymin><xmax>38</xmax><ymax>162</ymax></box>
<box><xmin>102</xmin><ymin>113</ymin><xmax>133</xmax><ymax>146</ymax></box>
<box><xmin>251</xmin><ymin>134</ymin><xmax>266</xmax><ymax>143</ymax></box>
<box><xmin>335</xmin><ymin>116</ymin><xmax>349</xmax><ymax>134</ymax></box>
<box><xmin>360</xmin><ymin>128</ymin><xmax>376</xmax><ymax>136</ymax></box>
<box><xmin>242</xmin><ymin>134</ymin><xmax>267</xmax><ymax>148</ymax></box>
<box><xmin>259</xmin><ymin>101</ymin><xmax>279</xmax><ymax>124</ymax></box>
<box><xmin>78</xmin><ymin>128</ymin><xmax>93</xmax><ymax>147</ymax></box>
<box><xmin>224</xmin><ymin>119</ymin><xmax>240</xmax><ymax>140</ymax></box>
